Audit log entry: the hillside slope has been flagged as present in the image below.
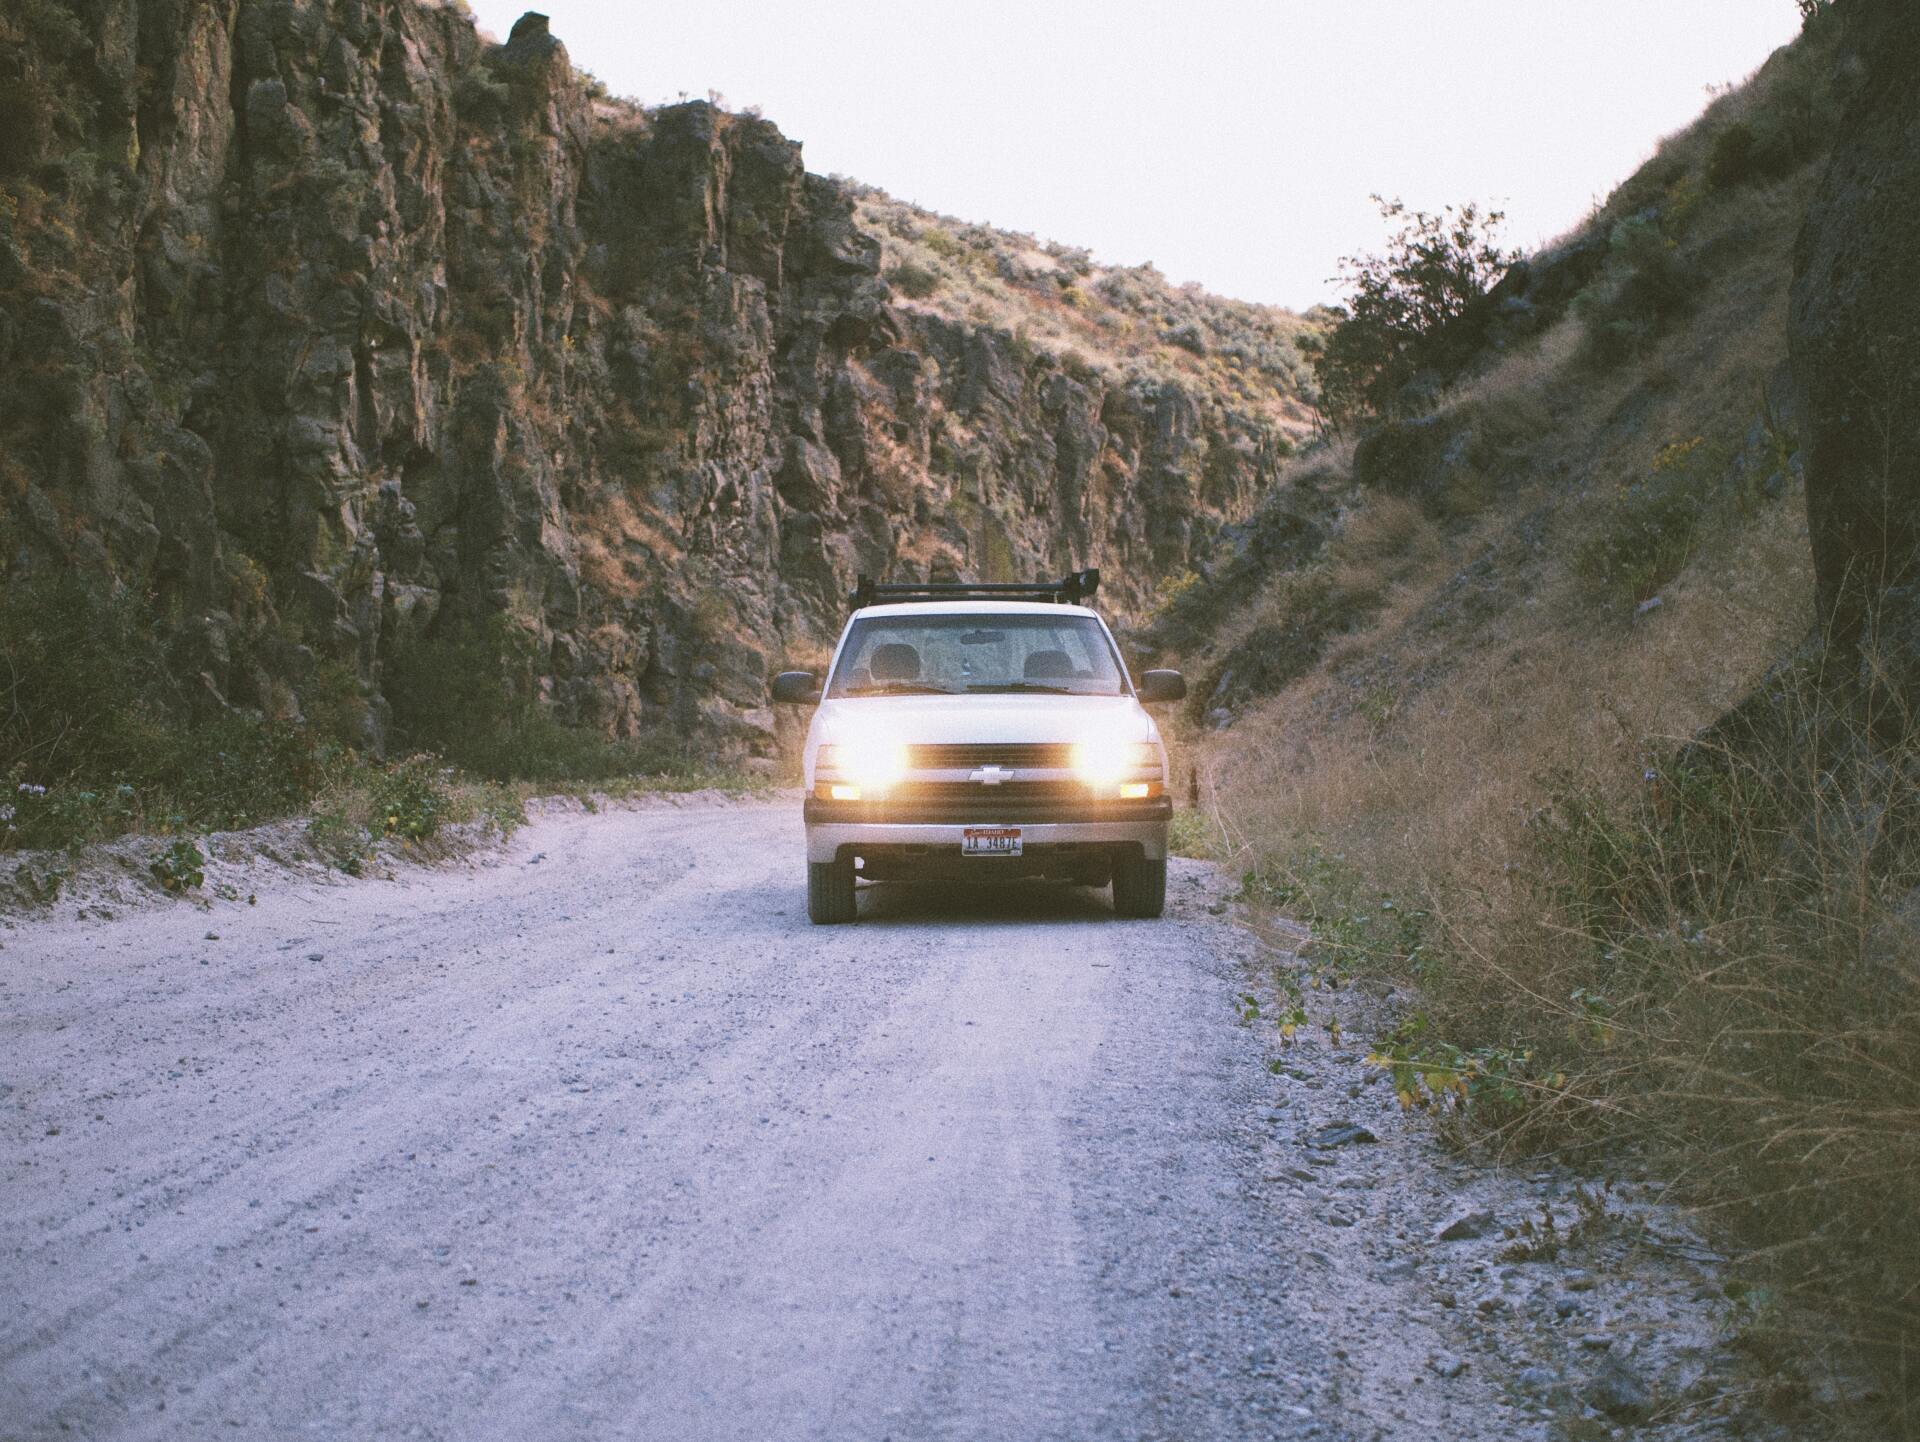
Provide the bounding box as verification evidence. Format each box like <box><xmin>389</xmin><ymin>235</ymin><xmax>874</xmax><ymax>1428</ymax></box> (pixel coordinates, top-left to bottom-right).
<box><xmin>1157</xmin><ymin>11</ymin><xmax>1849</xmax><ymax>836</ymax></box>
<box><xmin>1163</xmin><ymin>10</ymin><xmax>1920</xmax><ymax>1419</ymax></box>
<box><xmin>0</xmin><ymin>0</ymin><xmax>1314</xmax><ymax>771</ymax></box>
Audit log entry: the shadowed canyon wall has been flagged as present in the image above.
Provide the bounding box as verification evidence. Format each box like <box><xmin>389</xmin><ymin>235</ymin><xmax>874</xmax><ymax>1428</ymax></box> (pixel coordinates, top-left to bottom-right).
<box><xmin>0</xmin><ymin>0</ymin><xmax>1308</xmax><ymax>754</ymax></box>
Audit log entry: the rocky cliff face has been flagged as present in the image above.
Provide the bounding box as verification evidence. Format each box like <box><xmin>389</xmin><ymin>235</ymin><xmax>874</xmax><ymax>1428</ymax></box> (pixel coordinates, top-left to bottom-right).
<box><xmin>0</xmin><ymin>0</ymin><xmax>1309</xmax><ymax>757</ymax></box>
<box><xmin>1789</xmin><ymin>0</ymin><xmax>1920</xmax><ymax>713</ymax></box>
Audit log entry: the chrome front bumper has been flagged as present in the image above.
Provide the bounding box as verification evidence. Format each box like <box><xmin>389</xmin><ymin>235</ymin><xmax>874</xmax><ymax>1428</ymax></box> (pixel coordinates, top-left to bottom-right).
<box><xmin>805</xmin><ymin>816</ymin><xmax>1169</xmax><ymax>865</ymax></box>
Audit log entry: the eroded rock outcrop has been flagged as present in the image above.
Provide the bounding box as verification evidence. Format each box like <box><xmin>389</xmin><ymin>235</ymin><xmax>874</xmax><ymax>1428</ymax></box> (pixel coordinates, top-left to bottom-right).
<box><xmin>0</xmin><ymin>0</ymin><xmax>1307</xmax><ymax>756</ymax></box>
<box><xmin>1789</xmin><ymin>0</ymin><xmax>1920</xmax><ymax>712</ymax></box>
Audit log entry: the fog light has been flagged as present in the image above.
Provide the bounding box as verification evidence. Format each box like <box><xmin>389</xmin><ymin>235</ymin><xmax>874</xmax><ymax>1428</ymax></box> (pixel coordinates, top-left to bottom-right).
<box><xmin>1118</xmin><ymin>781</ymin><xmax>1152</xmax><ymax>800</ymax></box>
<box><xmin>829</xmin><ymin>783</ymin><xmax>862</xmax><ymax>802</ymax></box>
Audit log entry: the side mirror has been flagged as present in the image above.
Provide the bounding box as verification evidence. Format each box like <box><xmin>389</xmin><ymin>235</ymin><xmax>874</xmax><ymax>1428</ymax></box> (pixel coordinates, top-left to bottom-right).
<box><xmin>1137</xmin><ymin>669</ymin><xmax>1187</xmax><ymax>704</ymax></box>
<box><xmin>771</xmin><ymin>670</ymin><xmax>821</xmax><ymax>705</ymax></box>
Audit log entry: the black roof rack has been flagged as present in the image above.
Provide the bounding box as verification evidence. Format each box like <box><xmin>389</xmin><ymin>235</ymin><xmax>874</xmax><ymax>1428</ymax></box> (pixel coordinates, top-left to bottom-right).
<box><xmin>848</xmin><ymin>569</ymin><xmax>1100</xmax><ymax>612</ymax></box>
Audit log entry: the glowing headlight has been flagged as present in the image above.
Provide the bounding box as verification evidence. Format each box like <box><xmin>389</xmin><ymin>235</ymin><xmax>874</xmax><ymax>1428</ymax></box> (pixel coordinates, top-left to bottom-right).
<box><xmin>816</xmin><ymin>736</ymin><xmax>909</xmax><ymax>797</ymax></box>
<box><xmin>1071</xmin><ymin>737</ymin><xmax>1157</xmax><ymax>788</ymax></box>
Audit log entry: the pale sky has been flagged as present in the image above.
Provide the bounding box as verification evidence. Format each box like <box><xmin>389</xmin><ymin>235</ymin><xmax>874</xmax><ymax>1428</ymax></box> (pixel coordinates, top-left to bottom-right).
<box><xmin>465</xmin><ymin>0</ymin><xmax>1802</xmax><ymax>310</ymax></box>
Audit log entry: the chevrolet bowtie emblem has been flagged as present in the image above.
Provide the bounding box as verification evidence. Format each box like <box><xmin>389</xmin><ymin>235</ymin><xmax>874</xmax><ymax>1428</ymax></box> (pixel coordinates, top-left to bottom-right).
<box><xmin>970</xmin><ymin>765</ymin><xmax>1013</xmax><ymax>786</ymax></box>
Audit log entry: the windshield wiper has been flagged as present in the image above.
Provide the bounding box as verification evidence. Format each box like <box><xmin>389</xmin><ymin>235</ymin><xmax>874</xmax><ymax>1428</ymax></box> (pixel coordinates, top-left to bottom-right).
<box><xmin>844</xmin><ymin>682</ymin><xmax>958</xmax><ymax>696</ymax></box>
<box><xmin>965</xmin><ymin>682</ymin><xmax>1078</xmax><ymax>694</ymax></box>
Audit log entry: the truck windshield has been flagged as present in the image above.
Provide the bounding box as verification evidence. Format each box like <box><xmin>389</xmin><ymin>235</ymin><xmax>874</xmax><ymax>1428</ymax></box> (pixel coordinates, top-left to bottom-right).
<box><xmin>826</xmin><ymin>614</ymin><xmax>1129</xmax><ymax>698</ymax></box>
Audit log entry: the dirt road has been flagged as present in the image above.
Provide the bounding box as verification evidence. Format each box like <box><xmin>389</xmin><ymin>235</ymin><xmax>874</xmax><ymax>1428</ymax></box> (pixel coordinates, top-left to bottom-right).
<box><xmin>2</xmin><ymin>801</ymin><xmax>1761</xmax><ymax>1441</ymax></box>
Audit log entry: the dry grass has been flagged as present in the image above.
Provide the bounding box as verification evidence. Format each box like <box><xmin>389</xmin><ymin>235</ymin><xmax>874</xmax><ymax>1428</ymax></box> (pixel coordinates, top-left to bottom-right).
<box><xmin>1202</xmin><ymin>490</ymin><xmax>1920</xmax><ymax>1422</ymax></box>
<box><xmin>1324</xmin><ymin>494</ymin><xmax>1440</xmax><ymax>602</ymax></box>
<box><xmin>1197</xmin><ymin>148</ymin><xmax>1825</xmax><ymax>1087</ymax></box>
<box><xmin>1174</xmin><ymin>19</ymin><xmax>1920</xmax><ymax>1424</ymax></box>
<box><xmin>1207</xmin><ymin>482</ymin><xmax>1815</xmax><ymax>894</ymax></box>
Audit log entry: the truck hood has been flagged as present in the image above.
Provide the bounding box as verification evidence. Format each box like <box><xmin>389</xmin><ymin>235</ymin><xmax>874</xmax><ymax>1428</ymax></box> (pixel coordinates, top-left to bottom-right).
<box><xmin>812</xmin><ymin>693</ymin><xmax>1157</xmax><ymax>748</ymax></box>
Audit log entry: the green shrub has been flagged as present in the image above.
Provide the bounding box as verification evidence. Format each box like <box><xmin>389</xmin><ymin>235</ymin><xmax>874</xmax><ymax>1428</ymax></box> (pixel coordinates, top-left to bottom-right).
<box><xmin>370</xmin><ymin>756</ymin><xmax>453</xmax><ymax>841</ymax></box>
<box><xmin>162</xmin><ymin>716</ymin><xmax>328</xmax><ymax>831</ymax></box>
<box><xmin>1312</xmin><ymin>196</ymin><xmax>1516</xmax><ymax>428</ymax></box>
<box><xmin>4</xmin><ymin>778</ymin><xmax>140</xmax><ymax>850</ymax></box>
<box><xmin>1574</xmin><ymin>435</ymin><xmax>1743</xmax><ymax>605</ymax></box>
<box><xmin>0</xmin><ymin>570</ymin><xmax>754</xmax><ymax>856</ymax></box>
<box><xmin>1</xmin><ymin>718</ymin><xmax>325</xmax><ymax>851</ymax></box>
<box><xmin>148</xmin><ymin>838</ymin><xmax>206</xmax><ymax>893</ymax></box>
<box><xmin>886</xmin><ymin>261</ymin><xmax>940</xmax><ymax>299</ymax></box>
<box><xmin>1163</xmin><ymin>321</ymin><xmax>1207</xmax><ymax>355</ymax></box>
<box><xmin>489</xmin><ymin>714</ymin><xmax>613</xmax><ymax>781</ymax></box>
<box><xmin>11</xmin><ymin>860</ymin><xmax>68</xmax><ymax>904</ymax></box>
<box><xmin>1571</xmin><ymin>215</ymin><xmax>1703</xmax><ymax>366</ymax></box>
<box><xmin>1187</xmin><ymin>563</ymin><xmax>1384</xmax><ymax>718</ymax></box>
<box><xmin>1167</xmin><ymin>808</ymin><xmax>1222</xmax><ymax>860</ymax></box>
<box><xmin>452</xmin><ymin>64</ymin><xmax>511</xmax><ymax>120</ymax></box>
<box><xmin>302</xmin><ymin>661</ymin><xmax>373</xmax><ymax>748</ymax></box>
<box><xmin>1706</xmin><ymin>120</ymin><xmax>1800</xmax><ymax>192</ymax></box>
<box><xmin>1368</xmin><ymin>1011</ymin><xmax>1539</xmax><ymax>1122</ymax></box>
<box><xmin>1149</xmin><ymin>568</ymin><xmax>1201</xmax><ymax>619</ymax></box>
<box><xmin>480</xmin><ymin>786</ymin><xmax>527</xmax><ymax>835</ymax></box>
<box><xmin>1705</xmin><ymin>122</ymin><xmax>1759</xmax><ymax>189</ymax></box>
<box><xmin>918</xmin><ymin>225</ymin><xmax>964</xmax><ymax>259</ymax></box>
<box><xmin>0</xmin><ymin>574</ymin><xmax>335</xmax><ymax>847</ymax></box>
<box><xmin>1241</xmin><ymin>843</ymin><xmax>1432</xmax><ymax>981</ymax></box>
<box><xmin>306</xmin><ymin>806</ymin><xmax>372</xmax><ymax>874</ymax></box>
<box><xmin>1</xmin><ymin>572</ymin><xmax>175</xmax><ymax>786</ymax></box>
<box><xmin>465</xmin><ymin>713</ymin><xmax>697</xmax><ymax>784</ymax></box>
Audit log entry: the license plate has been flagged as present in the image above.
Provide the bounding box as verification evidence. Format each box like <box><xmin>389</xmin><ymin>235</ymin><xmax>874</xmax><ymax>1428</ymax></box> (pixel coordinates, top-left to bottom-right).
<box><xmin>962</xmin><ymin>827</ymin><xmax>1022</xmax><ymax>857</ymax></box>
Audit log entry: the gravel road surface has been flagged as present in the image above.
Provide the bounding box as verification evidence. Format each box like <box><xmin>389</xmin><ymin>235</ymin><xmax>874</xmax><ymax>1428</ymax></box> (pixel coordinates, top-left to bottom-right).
<box><xmin>1</xmin><ymin>801</ymin><xmax>1770</xmax><ymax>1440</ymax></box>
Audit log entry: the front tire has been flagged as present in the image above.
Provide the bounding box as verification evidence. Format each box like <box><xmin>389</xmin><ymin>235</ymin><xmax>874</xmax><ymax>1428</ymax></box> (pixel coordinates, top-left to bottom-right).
<box><xmin>1112</xmin><ymin>854</ymin><xmax>1167</xmax><ymax>919</ymax></box>
<box><xmin>807</xmin><ymin>857</ymin><xmax>857</xmax><ymax>924</ymax></box>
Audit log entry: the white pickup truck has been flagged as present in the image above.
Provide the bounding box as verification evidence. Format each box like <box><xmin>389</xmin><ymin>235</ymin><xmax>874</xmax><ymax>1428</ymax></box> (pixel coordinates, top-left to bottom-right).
<box><xmin>771</xmin><ymin>571</ymin><xmax>1186</xmax><ymax>924</ymax></box>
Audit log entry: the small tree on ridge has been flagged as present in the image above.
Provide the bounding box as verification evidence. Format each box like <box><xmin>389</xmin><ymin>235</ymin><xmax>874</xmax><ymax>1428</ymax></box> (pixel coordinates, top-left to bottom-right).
<box><xmin>1313</xmin><ymin>196</ymin><xmax>1515</xmax><ymax>431</ymax></box>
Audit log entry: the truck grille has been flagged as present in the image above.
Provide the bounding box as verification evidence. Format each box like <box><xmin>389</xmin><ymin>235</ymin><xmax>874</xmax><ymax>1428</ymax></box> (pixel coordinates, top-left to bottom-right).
<box><xmin>896</xmin><ymin>779</ymin><xmax>1082</xmax><ymax>805</ymax></box>
<box><xmin>905</xmin><ymin>742</ymin><xmax>1075</xmax><ymax>770</ymax></box>
<box><xmin>807</xmin><ymin>782</ymin><xmax>1168</xmax><ymax>825</ymax></box>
